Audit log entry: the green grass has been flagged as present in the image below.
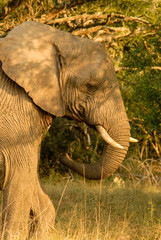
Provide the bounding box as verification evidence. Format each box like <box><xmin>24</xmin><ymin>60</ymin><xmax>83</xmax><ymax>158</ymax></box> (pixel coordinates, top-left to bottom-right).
<box><xmin>42</xmin><ymin>177</ymin><xmax>161</xmax><ymax>240</ymax></box>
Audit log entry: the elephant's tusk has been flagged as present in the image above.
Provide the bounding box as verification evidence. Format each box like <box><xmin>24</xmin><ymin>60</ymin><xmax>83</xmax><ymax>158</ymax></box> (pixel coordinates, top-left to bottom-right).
<box><xmin>130</xmin><ymin>137</ymin><xmax>138</xmax><ymax>142</ymax></box>
<box><xmin>96</xmin><ymin>125</ymin><xmax>124</xmax><ymax>149</ymax></box>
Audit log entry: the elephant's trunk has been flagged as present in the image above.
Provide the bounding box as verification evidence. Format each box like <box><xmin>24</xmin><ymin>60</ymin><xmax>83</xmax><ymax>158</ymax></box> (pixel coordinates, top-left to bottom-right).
<box><xmin>60</xmin><ymin>116</ymin><xmax>130</xmax><ymax>180</ymax></box>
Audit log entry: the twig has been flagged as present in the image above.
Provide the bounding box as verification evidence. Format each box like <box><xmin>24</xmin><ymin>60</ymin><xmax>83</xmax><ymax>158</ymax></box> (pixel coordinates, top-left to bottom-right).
<box><xmin>55</xmin><ymin>177</ymin><xmax>71</xmax><ymax>216</ymax></box>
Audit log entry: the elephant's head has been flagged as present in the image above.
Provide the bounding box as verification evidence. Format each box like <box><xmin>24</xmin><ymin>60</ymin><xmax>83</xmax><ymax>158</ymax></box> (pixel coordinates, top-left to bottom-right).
<box><xmin>0</xmin><ymin>21</ymin><xmax>136</xmax><ymax>180</ymax></box>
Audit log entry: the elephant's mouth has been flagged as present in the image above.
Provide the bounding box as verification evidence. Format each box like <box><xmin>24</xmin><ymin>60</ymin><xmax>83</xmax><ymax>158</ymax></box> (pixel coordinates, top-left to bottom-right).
<box><xmin>65</xmin><ymin>108</ymin><xmax>137</xmax><ymax>149</ymax></box>
<box><xmin>65</xmin><ymin>107</ymin><xmax>123</xmax><ymax>149</ymax></box>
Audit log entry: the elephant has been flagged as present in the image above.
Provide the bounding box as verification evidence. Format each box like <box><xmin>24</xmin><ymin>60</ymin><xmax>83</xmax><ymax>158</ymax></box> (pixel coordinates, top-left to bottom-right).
<box><xmin>0</xmin><ymin>21</ymin><xmax>137</xmax><ymax>239</ymax></box>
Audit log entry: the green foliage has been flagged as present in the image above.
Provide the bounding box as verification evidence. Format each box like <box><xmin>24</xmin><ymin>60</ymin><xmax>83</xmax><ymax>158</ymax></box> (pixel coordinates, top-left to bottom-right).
<box><xmin>117</xmin><ymin>25</ymin><xmax>161</xmax><ymax>159</ymax></box>
<box><xmin>0</xmin><ymin>0</ymin><xmax>7</xmax><ymax>7</ymax></box>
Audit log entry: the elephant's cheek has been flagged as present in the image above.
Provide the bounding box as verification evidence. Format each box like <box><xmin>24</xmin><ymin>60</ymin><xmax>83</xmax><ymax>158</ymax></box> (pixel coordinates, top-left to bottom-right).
<box><xmin>0</xmin><ymin>152</ymin><xmax>5</xmax><ymax>190</ymax></box>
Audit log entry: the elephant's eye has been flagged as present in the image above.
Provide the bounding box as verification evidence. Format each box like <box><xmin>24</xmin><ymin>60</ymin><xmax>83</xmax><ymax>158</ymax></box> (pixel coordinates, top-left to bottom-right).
<box><xmin>86</xmin><ymin>83</ymin><xmax>97</xmax><ymax>93</ymax></box>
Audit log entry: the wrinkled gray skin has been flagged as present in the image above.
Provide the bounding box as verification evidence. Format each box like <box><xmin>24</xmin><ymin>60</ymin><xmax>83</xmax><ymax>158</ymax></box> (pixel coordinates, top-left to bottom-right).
<box><xmin>0</xmin><ymin>21</ymin><xmax>130</xmax><ymax>239</ymax></box>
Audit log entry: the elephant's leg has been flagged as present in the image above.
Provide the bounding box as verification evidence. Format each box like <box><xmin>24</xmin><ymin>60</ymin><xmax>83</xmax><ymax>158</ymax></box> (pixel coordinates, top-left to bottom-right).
<box><xmin>29</xmin><ymin>181</ymin><xmax>55</xmax><ymax>238</ymax></box>
<box><xmin>1</xmin><ymin>173</ymin><xmax>34</xmax><ymax>239</ymax></box>
<box><xmin>1</xmin><ymin>177</ymin><xmax>55</xmax><ymax>240</ymax></box>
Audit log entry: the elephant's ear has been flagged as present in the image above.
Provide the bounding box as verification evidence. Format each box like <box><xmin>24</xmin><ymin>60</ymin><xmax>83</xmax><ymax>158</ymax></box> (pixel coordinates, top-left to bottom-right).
<box><xmin>0</xmin><ymin>21</ymin><xmax>65</xmax><ymax>117</ymax></box>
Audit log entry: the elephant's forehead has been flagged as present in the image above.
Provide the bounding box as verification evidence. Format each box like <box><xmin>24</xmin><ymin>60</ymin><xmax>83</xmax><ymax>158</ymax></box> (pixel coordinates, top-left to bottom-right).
<box><xmin>69</xmin><ymin>56</ymin><xmax>110</xmax><ymax>80</ymax></box>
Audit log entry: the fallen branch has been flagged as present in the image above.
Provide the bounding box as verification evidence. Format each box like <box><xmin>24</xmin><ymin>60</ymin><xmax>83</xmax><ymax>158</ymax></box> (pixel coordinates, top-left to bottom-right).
<box><xmin>108</xmin><ymin>13</ymin><xmax>150</xmax><ymax>24</ymax></box>
<box><xmin>47</xmin><ymin>12</ymin><xmax>150</xmax><ymax>26</ymax></box>
<box><xmin>71</xmin><ymin>26</ymin><xmax>102</xmax><ymax>36</ymax></box>
<box><xmin>47</xmin><ymin>13</ymin><xmax>107</xmax><ymax>24</ymax></box>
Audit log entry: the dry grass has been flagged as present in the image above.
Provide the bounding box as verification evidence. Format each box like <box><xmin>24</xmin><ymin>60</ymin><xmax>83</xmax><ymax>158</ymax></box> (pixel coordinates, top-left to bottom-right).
<box><xmin>42</xmin><ymin>175</ymin><xmax>161</xmax><ymax>240</ymax></box>
<box><xmin>1</xmin><ymin>158</ymin><xmax>161</xmax><ymax>239</ymax></box>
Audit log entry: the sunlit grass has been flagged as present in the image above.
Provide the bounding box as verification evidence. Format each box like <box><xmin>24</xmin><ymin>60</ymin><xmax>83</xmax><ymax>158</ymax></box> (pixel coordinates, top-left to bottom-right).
<box><xmin>42</xmin><ymin>176</ymin><xmax>161</xmax><ymax>240</ymax></box>
<box><xmin>1</xmin><ymin>175</ymin><xmax>161</xmax><ymax>239</ymax></box>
